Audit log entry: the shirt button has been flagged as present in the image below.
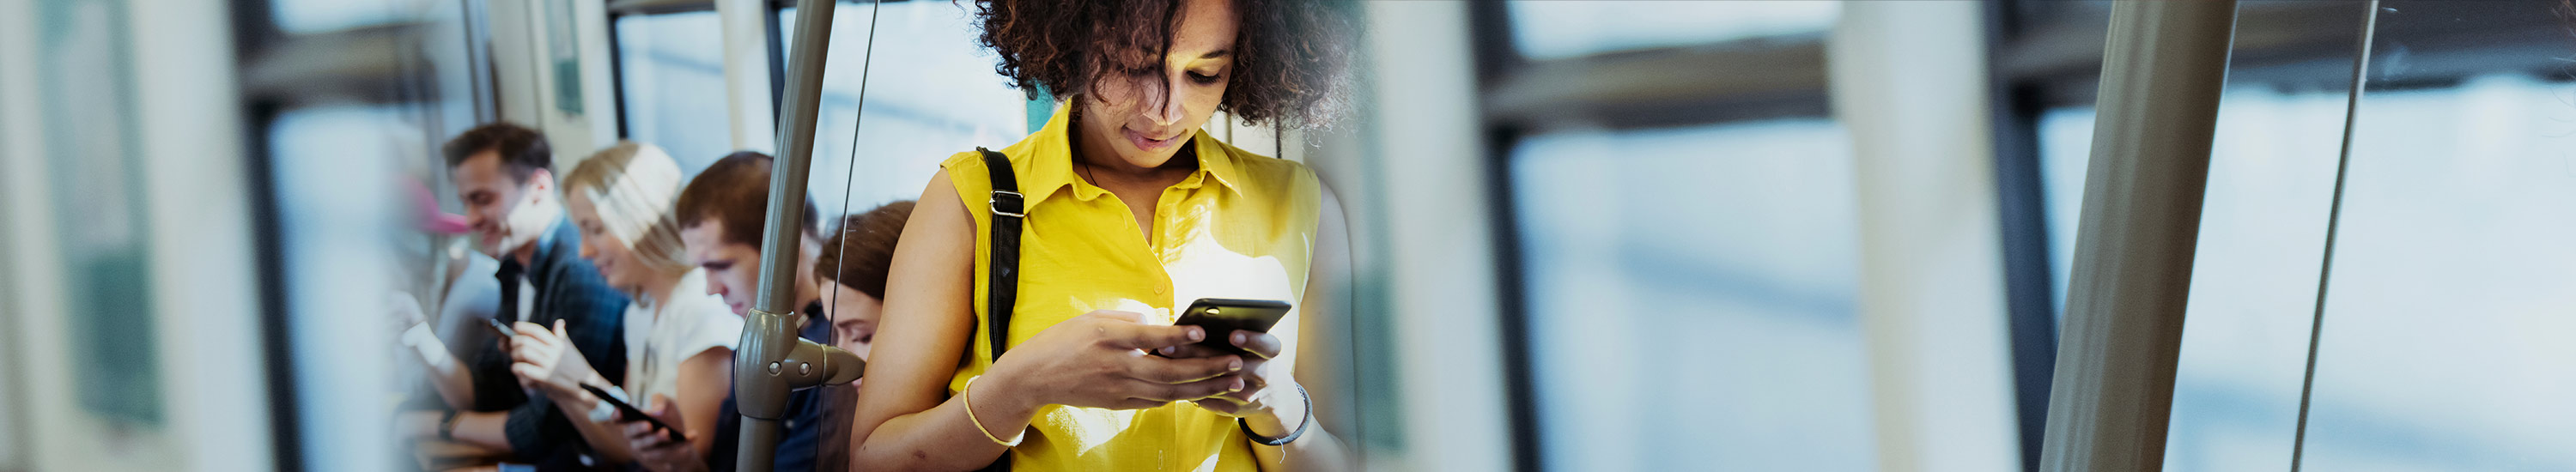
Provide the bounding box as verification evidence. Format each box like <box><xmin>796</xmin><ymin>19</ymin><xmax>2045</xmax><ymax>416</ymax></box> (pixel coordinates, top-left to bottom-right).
<box><xmin>1154</xmin><ymin>287</ymin><xmax>1166</xmax><ymax>294</ymax></box>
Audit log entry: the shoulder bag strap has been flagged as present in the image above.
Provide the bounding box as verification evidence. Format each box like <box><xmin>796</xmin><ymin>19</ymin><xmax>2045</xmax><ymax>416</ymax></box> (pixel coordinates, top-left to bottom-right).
<box><xmin>975</xmin><ymin>148</ymin><xmax>1022</xmax><ymax>472</ymax></box>
<box><xmin>978</xmin><ymin>148</ymin><xmax>1022</xmax><ymax>363</ymax></box>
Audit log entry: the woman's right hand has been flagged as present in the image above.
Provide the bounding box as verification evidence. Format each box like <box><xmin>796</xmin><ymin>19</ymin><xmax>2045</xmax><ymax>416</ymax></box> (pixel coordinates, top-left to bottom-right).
<box><xmin>981</xmin><ymin>310</ymin><xmax>1247</xmax><ymax>413</ymax></box>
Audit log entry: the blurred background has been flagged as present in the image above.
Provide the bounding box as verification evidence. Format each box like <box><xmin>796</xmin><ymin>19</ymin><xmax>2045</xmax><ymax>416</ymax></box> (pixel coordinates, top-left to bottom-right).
<box><xmin>3</xmin><ymin>0</ymin><xmax>2574</xmax><ymax>470</ymax></box>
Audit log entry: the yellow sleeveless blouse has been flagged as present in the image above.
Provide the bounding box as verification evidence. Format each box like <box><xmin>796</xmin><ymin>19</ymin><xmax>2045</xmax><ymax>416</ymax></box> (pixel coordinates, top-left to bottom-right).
<box><xmin>939</xmin><ymin>106</ymin><xmax>1321</xmax><ymax>471</ymax></box>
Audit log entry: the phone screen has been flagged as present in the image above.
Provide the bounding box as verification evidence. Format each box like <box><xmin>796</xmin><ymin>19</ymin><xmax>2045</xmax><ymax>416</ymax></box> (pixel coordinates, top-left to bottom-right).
<box><xmin>484</xmin><ymin>318</ymin><xmax>518</xmax><ymax>338</ymax></box>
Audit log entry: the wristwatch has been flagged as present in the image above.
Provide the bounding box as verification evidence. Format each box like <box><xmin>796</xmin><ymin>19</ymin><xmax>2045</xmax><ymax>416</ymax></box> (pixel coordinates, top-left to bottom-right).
<box><xmin>1240</xmin><ymin>384</ymin><xmax>1312</xmax><ymax>446</ymax></box>
<box><xmin>438</xmin><ymin>410</ymin><xmax>462</xmax><ymax>441</ymax></box>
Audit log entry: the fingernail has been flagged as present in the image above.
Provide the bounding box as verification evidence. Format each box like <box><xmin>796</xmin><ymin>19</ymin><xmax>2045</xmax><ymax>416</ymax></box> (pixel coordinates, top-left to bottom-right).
<box><xmin>1229</xmin><ymin>358</ymin><xmax>1242</xmax><ymax>371</ymax></box>
<box><xmin>1160</xmin><ymin>346</ymin><xmax>1177</xmax><ymax>355</ymax></box>
<box><xmin>1232</xmin><ymin>331</ymin><xmax>1247</xmax><ymax>345</ymax></box>
<box><xmin>1188</xmin><ymin>327</ymin><xmax>1205</xmax><ymax>342</ymax></box>
<box><xmin>1230</xmin><ymin>378</ymin><xmax>1245</xmax><ymax>390</ymax></box>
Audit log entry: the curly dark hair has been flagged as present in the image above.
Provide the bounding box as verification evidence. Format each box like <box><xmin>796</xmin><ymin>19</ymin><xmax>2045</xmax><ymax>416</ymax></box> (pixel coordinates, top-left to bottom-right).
<box><xmin>969</xmin><ymin>0</ymin><xmax>1356</xmax><ymax>129</ymax></box>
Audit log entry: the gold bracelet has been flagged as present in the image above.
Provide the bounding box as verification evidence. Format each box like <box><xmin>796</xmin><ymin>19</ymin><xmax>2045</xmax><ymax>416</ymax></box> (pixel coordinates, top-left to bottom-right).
<box><xmin>962</xmin><ymin>375</ymin><xmax>1024</xmax><ymax>446</ymax></box>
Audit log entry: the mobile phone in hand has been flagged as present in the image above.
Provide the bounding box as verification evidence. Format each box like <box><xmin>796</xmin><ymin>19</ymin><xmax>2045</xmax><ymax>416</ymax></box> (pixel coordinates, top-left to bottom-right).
<box><xmin>484</xmin><ymin>318</ymin><xmax>518</xmax><ymax>338</ymax></box>
<box><xmin>1160</xmin><ymin>298</ymin><xmax>1292</xmax><ymax>357</ymax></box>
<box><xmin>580</xmin><ymin>384</ymin><xmax>686</xmax><ymax>442</ymax></box>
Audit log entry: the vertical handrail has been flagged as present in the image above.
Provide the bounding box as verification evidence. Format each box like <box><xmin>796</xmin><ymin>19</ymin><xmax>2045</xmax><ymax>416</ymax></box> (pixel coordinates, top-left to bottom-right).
<box><xmin>2289</xmin><ymin>2</ymin><xmax>2380</xmax><ymax>470</ymax></box>
<box><xmin>2036</xmin><ymin>1</ymin><xmax>2237</xmax><ymax>471</ymax></box>
<box><xmin>735</xmin><ymin>0</ymin><xmax>839</xmax><ymax>471</ymax></box>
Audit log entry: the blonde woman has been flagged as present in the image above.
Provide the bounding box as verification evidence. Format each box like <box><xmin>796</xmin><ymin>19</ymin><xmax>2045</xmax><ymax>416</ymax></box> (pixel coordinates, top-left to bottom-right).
<box><xmin>507</xmin><ymin>142</ymin><xmax>741</xmax><ymax>469</ymax></box>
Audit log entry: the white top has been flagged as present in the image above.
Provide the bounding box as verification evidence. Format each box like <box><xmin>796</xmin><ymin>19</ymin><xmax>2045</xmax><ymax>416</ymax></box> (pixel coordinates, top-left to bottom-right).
<box><xmin>623</xmin><ymin>269</ymin><xmax>744</xmax><ymax>408</ymax></box>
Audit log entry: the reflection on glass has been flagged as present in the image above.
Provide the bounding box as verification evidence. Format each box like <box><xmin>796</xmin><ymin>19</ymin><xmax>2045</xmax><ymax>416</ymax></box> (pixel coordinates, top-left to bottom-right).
<box><xmin>781</xmin><ymin>2</ymin><xmax>1032</xmax><ymax>220</ymax></box>
<box><xmin>1515</xmin><ymin>120</ymin><xmax>1873</xmax><ymax>471</ymax></box>
<box><xmin>1507</xmin><ymin>0</ymin><xmax>1837</xmax><ymax>60</ymax></box>
<box><xmin>615</xmin><ymin>11</ymin><xmax>731</xmax><ymax>173</ymax></box>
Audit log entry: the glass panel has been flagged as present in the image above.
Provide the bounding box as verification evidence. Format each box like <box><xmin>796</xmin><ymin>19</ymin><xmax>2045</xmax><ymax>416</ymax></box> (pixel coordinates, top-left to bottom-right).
<box><xmin>1506</xmin><ymin>0</ymin><xmax>1837</xmax><ymax>61</ymax></box>
<box><xmin>1506</xmin><ymin>3</ymin><xmax>1880</xmax><ymax>469</ymax></box>
<box><xmin>781</xmin><ymin>2</ymin><xmax>1032</xmax><ymax>220</ymax></box>
<box><xmin>2296</xmin><ymin>1</ymin><xmax>2576</xmax><ymax>469</ymax></box>
<box><xmin>1514</xmin><ymin>119</ymin><xmax>1873</xmax><ymax>471</ymax></box>
<box><xmin>614</xmin><ymin>11</ymin><xmax>732</xmax><ymax>174</ymax></box>
<box><xmin>2156</xmin><ymin>85</ymin><xmax>2356</xmax><ymax>470</ymax></box>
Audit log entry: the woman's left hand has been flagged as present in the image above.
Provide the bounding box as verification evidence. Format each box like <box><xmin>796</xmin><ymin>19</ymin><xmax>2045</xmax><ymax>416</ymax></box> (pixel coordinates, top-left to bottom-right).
<box><xmin>508</xmin><ymin>319</ymin><xmax>605</xmax><ymax>398</ymax></box>
<box><xmin>1162</xmin><ymin>330</ymin><xmax>1290</xmax><ymax>418</ymax></box>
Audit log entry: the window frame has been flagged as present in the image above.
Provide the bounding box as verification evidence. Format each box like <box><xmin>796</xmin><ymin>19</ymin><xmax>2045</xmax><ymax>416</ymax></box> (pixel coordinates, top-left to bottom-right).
<box><xmin>604</xmin><ymin>0</ymin><xmax>806</xmax><ymax>149</ymax></box>
<box><xmin>1469</xmin><ymin>3</ymin><xmax>2065</xmax><ymax>471</ymax></box>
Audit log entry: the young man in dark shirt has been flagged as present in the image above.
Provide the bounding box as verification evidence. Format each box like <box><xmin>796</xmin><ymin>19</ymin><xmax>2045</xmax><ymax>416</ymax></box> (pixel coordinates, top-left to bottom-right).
<box><xmin>620</xmin><ymin>151</ymin><xmax>841</xmax><ymax>472</ymax></box>
<box><xmin>405</xmin><ymin>123</ymin><xmax>631</xmax><ymax>469</ymax></box>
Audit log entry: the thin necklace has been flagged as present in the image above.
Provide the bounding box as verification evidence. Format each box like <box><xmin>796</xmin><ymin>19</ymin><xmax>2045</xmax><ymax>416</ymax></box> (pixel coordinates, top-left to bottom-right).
<box><xmin>1070</xmin><ymin>102</ymin><xmax>1097</xmax><ymax>186</ymax></box>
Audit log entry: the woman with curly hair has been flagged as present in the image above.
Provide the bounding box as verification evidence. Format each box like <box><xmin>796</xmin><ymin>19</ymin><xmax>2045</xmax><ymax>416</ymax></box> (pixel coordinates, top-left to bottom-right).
<box><xmin>848</xmin><ymin>0</ymin><xmax>1357</xmax><ymax>469</ymax></box>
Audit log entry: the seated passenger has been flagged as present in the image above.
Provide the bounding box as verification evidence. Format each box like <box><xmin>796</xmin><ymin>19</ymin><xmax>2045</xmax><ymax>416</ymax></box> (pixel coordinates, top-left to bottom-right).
<box><xmin>809</xmin><ymin>201</ymin><xmax>914</xmax><ymax>469</ymax></box>
<box><xmin>813</xmin><ymin>201</ymin><xmax>915</xmax><ymax>360</ymax></box>
<box><xmin>849</xmin><ymin>0</ymin><xmax>1359</xmax><ymax>469</ymax></box>
<box><xmin>406</xmin><ymin>123</ymin><xmax>633</xmax><ymax>469</ymax></box>
<box><xmin>619</xmin><ymin>151</ymin><xmax>841</xmax><ymax>472</ymax></box>
<box><xmin>504</xmin><ymin>142</ymin><xmax>742</xmax><ymax>469</ymax></box>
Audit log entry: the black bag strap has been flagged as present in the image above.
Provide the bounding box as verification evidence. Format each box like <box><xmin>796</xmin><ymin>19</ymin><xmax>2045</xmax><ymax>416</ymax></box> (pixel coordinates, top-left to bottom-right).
<box><xmin>979</xmin><ymin>148</ymin><xmax>1022</xmax><ymax>363</ymax></box>
<box><xmin>975</xmin><ymin>148</ymin><xmax>1021</xmax><ymax>472</ymax></box>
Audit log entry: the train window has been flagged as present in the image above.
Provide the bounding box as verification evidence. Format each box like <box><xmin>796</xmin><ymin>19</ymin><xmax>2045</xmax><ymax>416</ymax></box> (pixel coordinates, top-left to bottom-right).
<box><xmin>1511</xmin><ymin>119</ymin><xmax>1873</xmax><ymax>470</ymax></box>
<box><xmin>1489</xmin><ymin>0</ymin><xmax>1881</xmax><ymax>468</ymax></box>
<box><xmin>613</xmin><ymin>11</ymin><xmax>732</xmax><ymax>173</ymax></box>
<box><xmin>2032</xmin><ymin>2</ymin><xmax>2576</xmax><ymax>469</ymax></box>
<box><xmin>779</xmin><ymin>1</ymin><xmax>1031</xmax><ymax>218</ymax></box>
<box><xmin>2292</xmin><ymin>1</ymin><xmax>2576</xmax><ymax>467</ymax></box>
<box><xmin>2291</xmin><ymin>73</ymin><xmax>2576</xmax><ymax>469</ymax></box>
<box><xmin>1506</xmin><ymin>0</ymin><xmax>1837</xmax><ymax>61</ymax></box>
<box><xmin>267</xmin><ymin>103</ymin><xmax>416</xmax><ymax>470</ymax></box>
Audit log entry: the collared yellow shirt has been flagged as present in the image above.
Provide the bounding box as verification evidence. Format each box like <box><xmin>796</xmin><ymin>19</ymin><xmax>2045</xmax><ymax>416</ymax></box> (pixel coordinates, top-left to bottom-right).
<box><xmin>940</xmin><ymin>105</ymin><xmax>1321</xmax><ymax>471</ymax></box>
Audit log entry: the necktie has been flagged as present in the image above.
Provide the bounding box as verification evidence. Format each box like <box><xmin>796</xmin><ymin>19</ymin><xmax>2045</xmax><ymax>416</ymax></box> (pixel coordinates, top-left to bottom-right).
<box><xmin>495</xmin><ymin>260</ymin><xmax>525</xmax><ymax>324</ymax></box>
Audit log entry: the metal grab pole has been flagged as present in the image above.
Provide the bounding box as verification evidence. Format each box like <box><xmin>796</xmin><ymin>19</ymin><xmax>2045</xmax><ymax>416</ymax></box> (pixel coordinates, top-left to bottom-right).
<box><xmin>2037</xmin><ymin>1</ymin><xmax>2236</xmax><ymax>471</ymax></box>
<box><xmin>736</xmin><ymin>0</ymin><xmax>862</xmax><ymax>471</ymax></box>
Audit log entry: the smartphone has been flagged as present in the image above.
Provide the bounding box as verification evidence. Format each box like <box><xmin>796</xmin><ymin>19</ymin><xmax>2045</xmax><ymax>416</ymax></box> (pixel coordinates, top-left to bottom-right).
<box><xmin>1163</xmin><ymin>298</ymin><xmax>1293</xmax><ymax>356</ymax></box>
<box><xmin>483</xmin><ymin>318</ymin><xmax>518</xmax><ymax>338</ymax></box>
<box><xmin>580</xmin><ymin>384</ymin><xmax>687</xmax><ymax>442</ymax></box>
